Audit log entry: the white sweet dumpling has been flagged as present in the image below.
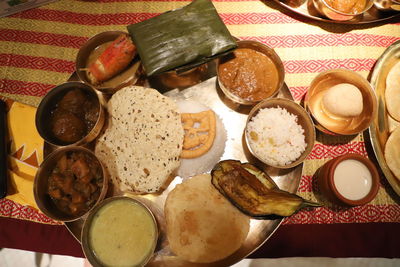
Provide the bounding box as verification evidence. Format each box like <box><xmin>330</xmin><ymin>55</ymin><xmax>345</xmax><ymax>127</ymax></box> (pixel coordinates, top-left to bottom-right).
<box><xmin>322</xmin><ymin>83</ymin><xmax>363</xmax><ymax>118</ymax></box>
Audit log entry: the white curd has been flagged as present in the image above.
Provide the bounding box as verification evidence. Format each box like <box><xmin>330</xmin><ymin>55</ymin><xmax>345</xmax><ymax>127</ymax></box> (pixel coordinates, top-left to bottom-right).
<box><xmin>333</xmin><ymin>159</ymin><xmax>372</xmax><ymax>201</ymax></box>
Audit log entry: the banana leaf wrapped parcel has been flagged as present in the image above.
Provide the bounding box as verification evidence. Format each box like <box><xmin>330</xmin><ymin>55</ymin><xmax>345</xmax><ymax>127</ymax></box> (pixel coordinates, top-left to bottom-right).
<box><xmin>127</xmin><ymin>0</ymin><xmax>237</xmax><ymax>76</ymax></box>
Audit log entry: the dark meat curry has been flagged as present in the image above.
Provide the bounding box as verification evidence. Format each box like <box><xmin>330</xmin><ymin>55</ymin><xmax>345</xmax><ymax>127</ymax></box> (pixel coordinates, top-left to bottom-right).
<box><xmin>50</xmin><ymin>89</ymin><xmax>99</xmax><ymax>144</ymax></box>
<box><xmin>47</xmin><ymin>151</ymin><xmax>103</xmax><ymax>216</ymax></box>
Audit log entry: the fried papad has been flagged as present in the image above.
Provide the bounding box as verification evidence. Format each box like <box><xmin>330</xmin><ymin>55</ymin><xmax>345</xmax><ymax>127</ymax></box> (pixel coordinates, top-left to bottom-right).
<box><xmin>95</xmin><ymin>86</ymin><xmax>184</xmax><ymax>193</ymax></box>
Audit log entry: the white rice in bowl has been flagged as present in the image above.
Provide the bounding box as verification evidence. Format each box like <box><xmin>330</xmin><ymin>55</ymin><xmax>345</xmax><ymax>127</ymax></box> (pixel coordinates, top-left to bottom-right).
<box><xmin>246</xmin><ymin>106</ymin><xmax>306</xmax><ymax>166</ymax></box>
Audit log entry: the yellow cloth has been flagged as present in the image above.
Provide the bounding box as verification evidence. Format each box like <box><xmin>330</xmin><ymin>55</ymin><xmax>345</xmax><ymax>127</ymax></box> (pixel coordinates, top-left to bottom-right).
<box><xmin>3</xmin><ymin>98</ymin><xmax>44</xmax><ymax>209</ymax></box>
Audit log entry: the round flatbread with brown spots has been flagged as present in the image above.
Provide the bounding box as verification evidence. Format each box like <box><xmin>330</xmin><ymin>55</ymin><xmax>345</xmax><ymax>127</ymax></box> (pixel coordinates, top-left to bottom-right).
<box><xmin>385</xmin><ymin>126</ymin><xmax>400</xmax><ymax>181</ymax></box>
<box><xmin>386</xmin><ymin>61</ymin><xmax>400</xmax><ymax>122</ymax></box>
<box><xmin>164</xmin><ymin>174</ymin><xmax>250</xmax><ymax>263</ymax></box>
<box><xmin>95</xmin><ymin>86</ymin><xmax>184</xmax><ymax>193</ymax></box>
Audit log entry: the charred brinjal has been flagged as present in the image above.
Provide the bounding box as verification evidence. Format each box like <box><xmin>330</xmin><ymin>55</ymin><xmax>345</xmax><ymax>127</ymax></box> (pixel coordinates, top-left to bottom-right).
<box><xmin>211</xmin><ymin>160</ymin><xmax>321</xmax><ymax>218</ymax></box>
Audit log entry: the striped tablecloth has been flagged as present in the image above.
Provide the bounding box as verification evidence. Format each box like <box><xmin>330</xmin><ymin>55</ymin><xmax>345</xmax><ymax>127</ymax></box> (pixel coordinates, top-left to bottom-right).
<box><xmin>0</xmin><ymin>0</ymin><xmax>399</xmax><ymax>258</ymax></box>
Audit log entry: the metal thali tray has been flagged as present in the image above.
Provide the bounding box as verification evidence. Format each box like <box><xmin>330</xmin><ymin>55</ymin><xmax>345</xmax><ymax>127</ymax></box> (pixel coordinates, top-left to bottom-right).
<box><xmin>56</xmin><ymin>62</ymin><xmax>305</xmax><ymax>266</ymax></box>
<box><xmin>273</xmin><ymin>0</ymin><xmax>400</xmax><ymax>24</ymax></box>
<box><xmin>369</xmin><ymin>40</ymin><xmax>400</xmax><ymax>196</ymax></box>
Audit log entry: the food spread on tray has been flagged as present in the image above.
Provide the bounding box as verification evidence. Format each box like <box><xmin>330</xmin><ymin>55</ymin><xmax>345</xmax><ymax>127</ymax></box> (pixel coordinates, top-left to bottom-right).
<box><xmin>218</xmin><ymin>48</ymin><xmax>280</xmax><ymax>102</ymax></box>
<box><xmin>28</xmin><ymin>0</ymin><xmax>400</xmax><ymax>265</ymax></box>
<box><xmin>50</xmin><ymin>88</ymin><xmax>99</xmax><ymax>144</ymax></box>
<box><xmin>47</xmin><ymin>151</ymin><xmax>103</xmax><ymax>216</ymax></box>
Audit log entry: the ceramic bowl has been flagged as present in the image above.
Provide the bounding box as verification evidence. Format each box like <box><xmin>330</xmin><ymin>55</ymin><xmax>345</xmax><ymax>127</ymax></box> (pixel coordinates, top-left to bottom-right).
<box><xmin>316</xmin><ymin>153</ymin><xmax>379</xmax><ymax>206</ymax></box>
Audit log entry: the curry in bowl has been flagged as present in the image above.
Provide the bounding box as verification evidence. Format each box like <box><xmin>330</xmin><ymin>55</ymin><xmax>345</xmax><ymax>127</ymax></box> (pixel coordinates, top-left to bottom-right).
<box><xmin>34</xmin><ymin>146</ymin><xmax>108</xmax><ymax>221</ymax></box>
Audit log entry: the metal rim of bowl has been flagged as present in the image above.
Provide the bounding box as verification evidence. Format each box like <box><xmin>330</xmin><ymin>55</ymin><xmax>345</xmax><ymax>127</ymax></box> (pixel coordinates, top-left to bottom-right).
<box><xmin>216</xmin><ymin>39</ymin><xmax>285</xmax><ymax>106</ymax></box>
<box><xmin>33</xmin><ymin>146</ymin><xmax>109</xmax><ymax>222</ymax></box>
<box><xmin>304</xmin><ymin>68</ymin><xmax>377</xmax><ymax>136</ymax></box>
<box><xmin>245</xmin><ymin>98</ymin><xmax>316</xmax><ymax>169</ymax></box>
<box><xmin>35</xmin><ymin>81</ymin><xmax>105</xmax><ymax>147</ymax></box>
<box><xmin>319</xmin><ymin>0</ymin><xmax>375</xmax><ymax>16</ymax></box>
<box><xmin>81</xmin><ymin>196</ymin><xmax>159</xmax><ymax>267</ymax></box>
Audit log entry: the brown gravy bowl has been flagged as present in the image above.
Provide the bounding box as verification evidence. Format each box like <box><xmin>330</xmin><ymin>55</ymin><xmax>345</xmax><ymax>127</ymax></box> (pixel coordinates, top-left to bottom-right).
<box><xmin>217</xmin><ymin>40</ymin><xmax>285</xmax><ymax>106</ymax></box>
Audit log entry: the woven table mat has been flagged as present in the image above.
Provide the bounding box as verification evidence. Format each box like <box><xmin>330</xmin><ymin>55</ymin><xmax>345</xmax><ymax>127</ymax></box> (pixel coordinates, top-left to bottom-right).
<box><xmin>0</xmin><ymin>0</ymin><xmax>399</xmax><ymax>225</ymax></box>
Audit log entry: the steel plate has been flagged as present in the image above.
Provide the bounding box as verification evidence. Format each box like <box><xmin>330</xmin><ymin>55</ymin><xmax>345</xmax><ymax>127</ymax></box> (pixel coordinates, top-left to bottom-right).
<box><xmin>273</xmin><ymin>0</ymin><xmax>400</xmax><ymax>24</ymax></box>
<box><xmin>54</xmin><ymin>62</ymin><xmax>304</xmax><ymax>266</ymax></box>
<box><xmin>369</xmin><ymin>40</ymin><xmax>400</xmax><ymax>196</ymax></box>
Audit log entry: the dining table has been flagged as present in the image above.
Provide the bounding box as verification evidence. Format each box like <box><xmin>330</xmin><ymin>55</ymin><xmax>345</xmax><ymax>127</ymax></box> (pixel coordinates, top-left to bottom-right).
<box><xmin>0</xmin><ymin>0</ymin><xmax>399</xmax><ymax>262</ymax></box>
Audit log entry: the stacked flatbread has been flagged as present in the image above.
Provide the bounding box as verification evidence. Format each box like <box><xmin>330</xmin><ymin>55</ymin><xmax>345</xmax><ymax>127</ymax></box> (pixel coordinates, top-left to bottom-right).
<box><xmin>165</xmin><ymin>174</ymin><xmax>250</xmax><ymax>263</ymax></box>
<box><xmin>95</xmin><ymin>86</ymin><xmax>184</xmax><ymax>193</ymax></box>
<box><xmin>384</xmin><ymin>61</ymin><xmax>400</xmax><ymax>180</ymax></box>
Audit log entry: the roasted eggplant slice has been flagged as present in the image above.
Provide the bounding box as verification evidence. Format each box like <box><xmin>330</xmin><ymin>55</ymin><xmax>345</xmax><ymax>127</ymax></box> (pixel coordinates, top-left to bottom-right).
<box><xmin>211</xmin><ymin>160</ymin><xmax>321</xmax><ymax>218</ymax></box>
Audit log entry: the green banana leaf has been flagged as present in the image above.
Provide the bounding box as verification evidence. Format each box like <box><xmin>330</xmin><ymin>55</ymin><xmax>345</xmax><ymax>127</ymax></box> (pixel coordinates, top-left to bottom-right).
<box><xmin>127</xmin><ymin>0</ymin><xmax>237</xmax><ymax>76</ymax></box>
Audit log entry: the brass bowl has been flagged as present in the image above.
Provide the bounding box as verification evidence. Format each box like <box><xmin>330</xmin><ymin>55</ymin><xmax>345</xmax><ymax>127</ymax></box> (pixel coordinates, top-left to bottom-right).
<box><xmin>76</xmin><ymin>31</ymin><xmax>141</xmax><ymax>94</ymax></box>
<box><xmin>245</xmin><ymin>98</ymin><xmax>316</xmax><ymax>169</ymax></box>
<box><xmin>81</xmin><ymin>196</ymin><xmax>158</xmax><ymax>267</ymax></box>
<box><xmin>304</xmin><ymin>69</ymin><xmax>377</xmax><ymax>136</ymax></box>
<box><xmin>33</xmin><ymin>146</ymin><xmax>108</xmax><ymax>222</ymax></box>
<box><xmin>217</xmin><ymin>40</ymin><xmax>285</xmax><ymax>106</ymax></box>
<box><xmin>312</xmin><ymin>0</ymin><xmax>374</xmax><ymax>21</ymax></box>
<box><xmin>35</xmin><ymin>81</ymin><xmax>105</xmax><ymax>147</ymax></box>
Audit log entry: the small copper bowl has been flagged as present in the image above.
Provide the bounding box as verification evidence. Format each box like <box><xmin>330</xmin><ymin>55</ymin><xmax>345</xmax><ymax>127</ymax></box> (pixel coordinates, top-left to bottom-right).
<box><xmin>245</xmin><ymin>98</ymin><xmax>316</xmax><ymax>169</ymax></box>
<box><xmin>33</xmin><ymin>146</ymin><xmax>108</xmax><ymax>222</ymax></box>
<box><xmin>217</xmin><ymin>40</ymin><xmax>285</xmax><ymax>106</ymax></box>
<box><xmin>35</xmin><ymin>81</ymin><xmax>105</xmax><ymax>147</ymax></box>
<box><xmin>76</xmin><ymin>31</ymin><xmax>141</xmax><ymax>94</ymax></box>
<box><xmin>316</xmin><ymin>154</ymin><xmax>379</xmax><ymax>206</ymax></box>
<box><xmin>313</xmin><ymin>0</ymin><xmax>374</xmax><ymax>21</ymax></box>
<box><xmin>304</xmin><ymin>69</ymin><xmax>377</xmax><ymax>136</ymax></box>
<box><xmin>81</xmin><ymin>196</ymin><xmax>158</xmax><ymax>267</ymax></box>
<box><xmin>149</xmin><ymin>63</ymin><xmax>210</xmax><ymax>91</ymax></box>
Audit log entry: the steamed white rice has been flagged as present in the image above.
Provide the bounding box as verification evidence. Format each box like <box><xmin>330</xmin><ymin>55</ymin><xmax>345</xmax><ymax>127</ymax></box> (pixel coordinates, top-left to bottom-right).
<box><xmin>246</xmin><ymin>106</ymin><xmax>306</xmax><ymax>166</ymax></box>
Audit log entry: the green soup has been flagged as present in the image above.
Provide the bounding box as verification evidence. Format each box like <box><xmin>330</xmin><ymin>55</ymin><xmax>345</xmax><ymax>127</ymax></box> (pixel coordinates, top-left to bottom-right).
<box><xmin>89</xmin><ymin>199</ymin><xmax>157</xmax><ymax>267</ymax></box>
